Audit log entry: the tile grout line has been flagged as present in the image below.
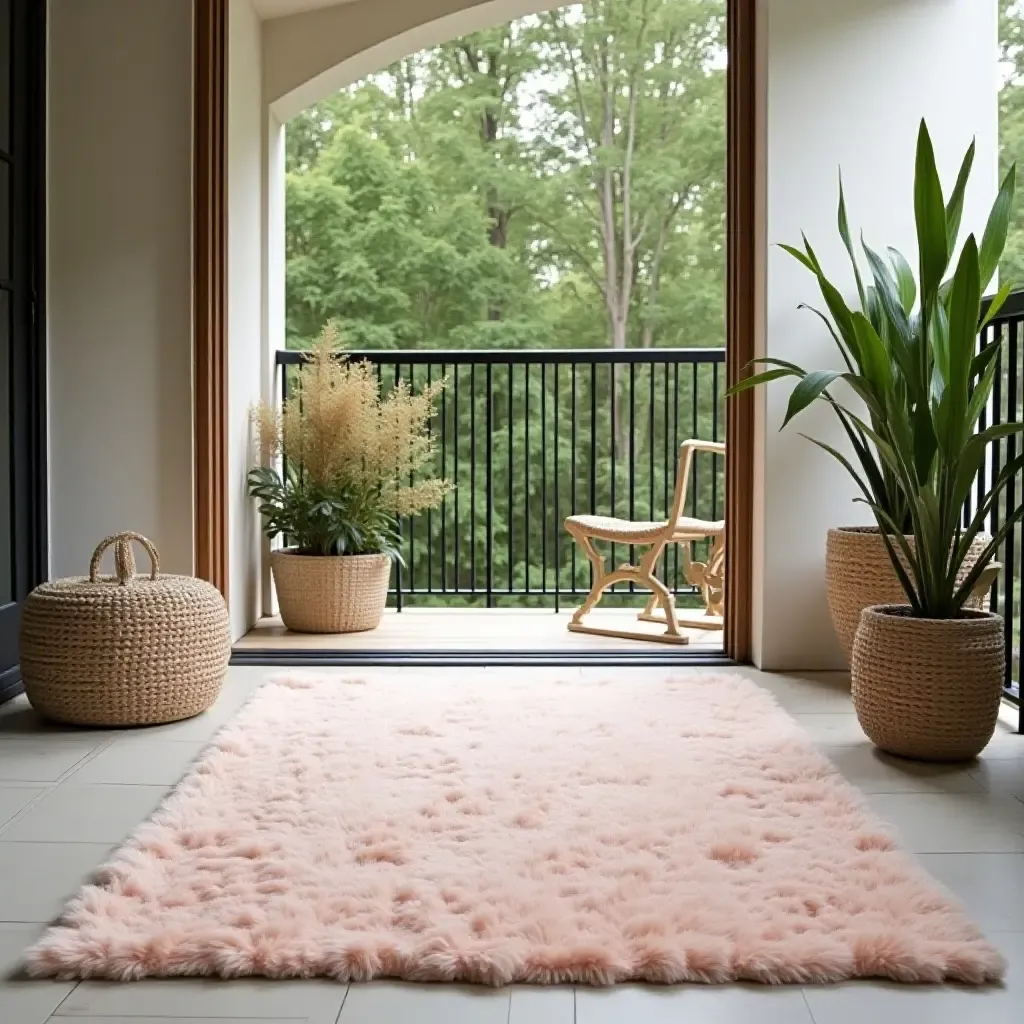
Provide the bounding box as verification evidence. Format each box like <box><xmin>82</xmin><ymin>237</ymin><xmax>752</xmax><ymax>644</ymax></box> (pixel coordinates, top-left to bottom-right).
<box><xmin>45</xmin><ymin>979</ymin><xmax>80</xmax><ymax>1021</ymax></box>
<box><xmin>333</xmin><ymin>982</ymin><xmax>351</xmax><ymax>1023</ymax></box>
<box><xmin>0</xmin><ymin>731</ymin><xmax>122</xmax><ymax>832</ymax></box>
<box><xmin>51</xmin><ymin>1007</ymin><xmax>314</xmax><ymax>1020</ymax></box>
<box><xmin>0</xmin><ymin>783</ymin><xmax>59</xmax><ymax>838</ymax></box>
<box><xmin>799</xmin><ymin>987</ymin><xmax>819</xmax><ymax>1023</ymax></box>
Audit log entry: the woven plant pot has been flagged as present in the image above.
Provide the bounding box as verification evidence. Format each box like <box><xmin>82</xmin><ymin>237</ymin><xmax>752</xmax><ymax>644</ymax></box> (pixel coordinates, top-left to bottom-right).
<box><xmin>19</xmin><ymin>533</ymin><xmax>230</xmax><ymax>727</ymax></box>
<box><xmin>826</xmin><ymin>527</ymin><xmax>989</xmax><ymax>662</ymax></box>
<box><xmin>852</xmin><ymin>605</ymin><xmax>1004</xmax><ymax>761</ymax></box>
<box><xmin>271</xmin><ymin>550</ymin><xmax>390</xmax><ymax>633</ymax></box>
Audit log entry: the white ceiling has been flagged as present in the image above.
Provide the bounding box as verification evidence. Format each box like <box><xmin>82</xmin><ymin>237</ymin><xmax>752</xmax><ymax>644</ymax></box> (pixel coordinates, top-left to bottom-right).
<box><xmin>252</xmin><ymin>0</ymin><xmax>361</xmax><ymax>20</ymax></box>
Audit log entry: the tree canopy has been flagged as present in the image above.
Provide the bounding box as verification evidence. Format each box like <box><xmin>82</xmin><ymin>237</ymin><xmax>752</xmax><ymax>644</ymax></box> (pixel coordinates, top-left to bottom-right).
<box><xmin>285</xmin><ymin>0</ymin><xmax>727</xmax><ymax>354</ymax></box>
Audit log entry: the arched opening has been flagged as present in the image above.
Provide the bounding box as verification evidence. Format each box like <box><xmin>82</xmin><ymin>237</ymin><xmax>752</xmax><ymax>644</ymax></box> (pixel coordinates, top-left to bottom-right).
<box><xmin>228</xmin><ymin>0</ymin><xmax>755</xmax><ymax>662</ymax></box>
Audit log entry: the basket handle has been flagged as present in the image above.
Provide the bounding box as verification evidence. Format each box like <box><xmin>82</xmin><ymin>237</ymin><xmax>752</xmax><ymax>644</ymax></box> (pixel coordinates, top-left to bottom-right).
<box><xmin>89</xmin><ymin>532</ymin><xmax>161</xmax><ymax>586</ymax></box>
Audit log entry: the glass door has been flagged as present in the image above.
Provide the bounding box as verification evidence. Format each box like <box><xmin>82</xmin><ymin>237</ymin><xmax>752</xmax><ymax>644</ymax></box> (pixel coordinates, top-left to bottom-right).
<box><xmin>0</xmin><ymin>0</ymin><xmax>46</xmax><ymax>699</ymax></box>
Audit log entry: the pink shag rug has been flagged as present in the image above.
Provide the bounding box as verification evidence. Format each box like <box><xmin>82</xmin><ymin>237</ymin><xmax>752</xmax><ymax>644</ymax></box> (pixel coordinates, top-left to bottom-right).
<box><xmin>26</xmin><ymin>673</ymin><xmax>1004</xmax><ymax>985</ymax></box>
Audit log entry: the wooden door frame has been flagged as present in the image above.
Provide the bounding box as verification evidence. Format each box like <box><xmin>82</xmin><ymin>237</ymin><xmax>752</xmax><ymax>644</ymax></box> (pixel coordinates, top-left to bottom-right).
<box><xmin>724</xmin><ymin>0</ymin><xmax>756</xmax><ymax>663</ymax></box>
<box><xmin>190</xmin><ymin>0</ymin><xmax>757</xmax><ymax>653</ymax></box>
<box><xmin>193</xmin><ymin>0</ymin><xmax>228</xmax><ymax>596</ymax></box>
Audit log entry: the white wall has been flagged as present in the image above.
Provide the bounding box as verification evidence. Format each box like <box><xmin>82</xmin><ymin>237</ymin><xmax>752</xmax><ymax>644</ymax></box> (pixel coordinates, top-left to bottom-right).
<box><xmin>48</xmin><ymin>0</ymin><xmax>194</xmax><ymax>579</ymax></box>
<box><xmin>754</xmin><ymin>0</ymin><xmax>999</xmax><ymax>668</ymax></box>
<box><xmin>228</xmin><ymin>0</ymin><xmax>266</xmax><ymax>639</ymax></box>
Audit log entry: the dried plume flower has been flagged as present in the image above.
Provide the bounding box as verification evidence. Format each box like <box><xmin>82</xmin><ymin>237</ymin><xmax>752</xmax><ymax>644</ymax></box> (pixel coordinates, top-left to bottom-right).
<box><xmin>252</xmin><ymin>322</ymin><xmax>448</xmax><ymax>518</ymax></box>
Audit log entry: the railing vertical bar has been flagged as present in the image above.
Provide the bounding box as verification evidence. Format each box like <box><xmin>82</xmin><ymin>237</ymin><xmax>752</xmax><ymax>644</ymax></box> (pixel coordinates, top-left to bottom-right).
<box><xmin>1016</xmin><ymin>325</ymin><xmax>1023</xmax><ymax>708</ymax></box>
<box><xmin>712</xmin><ymin>362</ymin><xmax>720</xmax><ymax>522</ymax></box>
<box><xmin>663</xmin><ymin>361</ymin><xmax>670</xmax><ymax>586</ymax></box>
<box><xmin>990</xmin><ymin>332</ymin><xmax>1003</xmax><ymax>618</ymax></box>
<box><xmin>590</xmin><ymin>363</ymin><xmax>597</xmax><ymax>592</ymax></box>
<box><xmin>486</xmin><ymin>363</ymin><xmax>493</xmax><ymax>609</ymax></box>
<box><xmin>426</xmin><ymin>363</ymin><xmax>433</xmax><ymax>596</ymax></box>
<box><xmin>408</xmin><ymin>363</ymin><xmax>416</xmax><ymax>599</ymax></box>
<box><xmin>542</xmin><ymin>363</ymin><xmax>548</xmax><ymax>593</ymax></box>
<box><xmin>1004</xmin><ymin>320</ymin><xmax>1018</xmax><ymax>679</ymax></box>
<box><xmin>673</xmin><ymin>361</ymin><xmax>679</xmax><ymax>592</ymax></box>
<box><xmin>394</xmin><ymin>363</ymin><xmax>403</xmax><ymax>612</ymax></box>
<box><xmin>649</xmin><ymin>362</ymin><xmax>655</xmax><ymax>521</ymax></box>
<box><xmin>691</xmin><ymin>362</ymin><xmax>699</xmax><ymax>520</ymax></box>
<box><xmin>554</xmin><ymin>362</ymin><xmax>560</xmax><ymax>612</ymax></box>
<box><xmin>471</xmin><ymin>363</ymin><xmax>477</xmax><ymax>596</ymax></box>
<box><xmin>508</xmin><ymin>363</ymin><xmax>514</xmax><ymax>597</ymax></box>
<box><xmin>610</xmin><ymin>363</ymin><xmax>617</xmax><ymax>580</ymax></box>
<box><xmin>454</xmin><ymin>363</ymin><xmax>460</xmax><ymax>594</ymax></box>
<box><xmin>280</xmin><ymin>362</ymin><xmax>290</xmax><ymax>549</ymax></box>
<box><xmin>629</xmin><ymin>362</ymin><xmax>636</xmax><ymax>588</ymax></box>
<box><xmin>440</xmin><ymin>363</ymin><xmax>447</xmax><ymax>593</ymax></box>
<box><xmin>977</xmin><ymin>327</ymin><xmax>989</xmax><ymax>525</ymax></box>
<box><xmin>377</xmin><ymin>358</ymin><xmax>385</xmax><ymax>588</ymax></box>
<box><xmin>692</xmin><ymin>362</ymin><xmax>701</xmax><ymax>567</ymax></box>
<box><xmin>525</xmin><ymin>364</ymin><xmax>530</xmax><ymax>595</ymax></box>
<box><xmin>571</xmin><ymin>362</ymin><xmax>577</xmax><ymax>595</ymax></box>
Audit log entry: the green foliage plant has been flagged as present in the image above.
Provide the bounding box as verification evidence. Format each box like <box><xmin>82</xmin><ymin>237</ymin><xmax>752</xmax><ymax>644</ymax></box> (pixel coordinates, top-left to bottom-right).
<box><xmin>730</xmin><ymin>120</ymin><xmax>1018</xmax><ymax>619</ymax></box>
<box><xmin>249</xmin><ymin>323</ymin><xmax>448</xmax><ymax>559</ymax></box>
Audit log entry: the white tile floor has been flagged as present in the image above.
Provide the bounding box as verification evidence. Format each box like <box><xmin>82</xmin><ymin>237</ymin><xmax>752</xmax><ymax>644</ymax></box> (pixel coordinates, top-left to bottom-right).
<box><xmin>0</xmin><ymin>665</ymin><xmax>1021</xmax><ymax>1024</ymax></box>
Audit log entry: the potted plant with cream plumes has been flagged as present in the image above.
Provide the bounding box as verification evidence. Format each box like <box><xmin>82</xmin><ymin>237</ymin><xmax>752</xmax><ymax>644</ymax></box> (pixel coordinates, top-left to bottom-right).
<box><xmin>249</xmin><ymin>323</ymin><xmax>447</xmax><ymax>633</ymax></box>
<box><xmin>731</xmin><ymin>120</ymin><xmax>1018</xmax><ymax>760</ymax></box>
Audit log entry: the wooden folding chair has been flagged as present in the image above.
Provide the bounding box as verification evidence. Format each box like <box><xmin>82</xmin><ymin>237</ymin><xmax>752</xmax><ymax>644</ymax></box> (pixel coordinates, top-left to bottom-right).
<box><xmin>564</xmin><ymin>439</ymin><xmax>725</xmax><ymax>645</ymax></box>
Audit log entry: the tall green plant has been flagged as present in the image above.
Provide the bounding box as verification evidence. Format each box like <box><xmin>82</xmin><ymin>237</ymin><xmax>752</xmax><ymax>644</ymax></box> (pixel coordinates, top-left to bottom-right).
<box><xmin>731</xmin><ymin>120</ymin><xmax>1019</xmax><ymax>618</ymax></box>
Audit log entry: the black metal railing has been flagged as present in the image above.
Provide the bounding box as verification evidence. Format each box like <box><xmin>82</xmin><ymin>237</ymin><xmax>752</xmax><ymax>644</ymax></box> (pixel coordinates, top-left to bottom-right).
<box><xmin>977</xmin><ymin>289</ymin><xmax>1024</xmax><ymax>707</ymax></box>
<box><xmin>276</xmin><ymin>348</ymin><xmax>726</xmax><ymax>613</ymax></box>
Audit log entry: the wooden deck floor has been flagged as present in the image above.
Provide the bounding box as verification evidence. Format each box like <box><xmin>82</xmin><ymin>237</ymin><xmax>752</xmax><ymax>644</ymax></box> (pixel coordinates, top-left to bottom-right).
<box><xmin>236</xmin><ymin>608</ymin><xmax>723</xmax><ymax>653</ymax></box>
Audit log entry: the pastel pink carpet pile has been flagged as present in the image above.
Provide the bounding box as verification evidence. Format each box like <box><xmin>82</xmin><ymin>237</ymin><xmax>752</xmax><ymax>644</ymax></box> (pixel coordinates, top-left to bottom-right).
<box><xmin>26</xmin><ymin>673</ymin><xmax>1004</xmax><ymax>985</ymax></box>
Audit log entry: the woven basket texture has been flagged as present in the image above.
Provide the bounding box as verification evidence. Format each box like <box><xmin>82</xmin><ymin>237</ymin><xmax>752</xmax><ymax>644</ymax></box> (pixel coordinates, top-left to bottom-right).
<box><xmin>271</xmin><ymin>550</ymin><xmax>390</xmax><ymax>633</ymax></box>
<box><xmin>825</xmin><ymin>527</ymin><xmax>989</xmax><ymax>662</ymax></box>
<box><xmin>19</xmin><ymin>533</ymin><xmax>230</xmax><ymax>727</ymax></box>
<box><xmin>852</xmin><ymin>605</ymin><xmax>1004</xmax><ymax>761</ymax></box>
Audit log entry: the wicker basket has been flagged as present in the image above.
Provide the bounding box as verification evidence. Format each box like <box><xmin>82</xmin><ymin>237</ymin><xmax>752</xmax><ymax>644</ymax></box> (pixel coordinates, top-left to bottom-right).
<box><xmin>825</xmin><ymin>527</ymin><xmax>989</xmax><ymax>663</ymax></box>
<box><xmin>271</xmin><ymin>550</ymin><xmax>390</xmax><ymax>633</ymax></box>
<box><xmin>19</xmin><ymin>533</ymin><xmax>231</xmax><ymax>727</ymax></box>
<box><xmin>852</xmin><ymin>605</ymin><xmax>1004</xmax><ymax>761</ymax></box>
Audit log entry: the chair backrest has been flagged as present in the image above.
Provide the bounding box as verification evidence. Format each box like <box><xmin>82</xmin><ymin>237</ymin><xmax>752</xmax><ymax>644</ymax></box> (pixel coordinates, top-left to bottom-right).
<box><xmin>667</xmin><ymin>439</ymin><xmax>726</xmax><ymax>525</ymax></box>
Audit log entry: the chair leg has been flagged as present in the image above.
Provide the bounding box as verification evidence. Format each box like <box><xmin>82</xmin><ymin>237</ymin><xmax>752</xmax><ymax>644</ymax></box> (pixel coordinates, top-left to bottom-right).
<box><xmin>636</xmin><ymin>543</ymin><xmax>681</xmax><ymax>638</ymax></box>
<box><xmin>566</xmin><ymin>532</ymin><xmax>687</xmax><ymax>645</ymax></box>
<box><xmin>705</xmin><ymin>534</ymin><xmax>725</xmax><ymax>618</ymax></box>
<box><xmin>567</xmin><ymin>530</ymin><xmax>609</xmax><ymax>626</ymax></box>
<box><xmin>679</xmin><ymin>534</ymin><xmax>725</xmax><ymax>628</ymax></box>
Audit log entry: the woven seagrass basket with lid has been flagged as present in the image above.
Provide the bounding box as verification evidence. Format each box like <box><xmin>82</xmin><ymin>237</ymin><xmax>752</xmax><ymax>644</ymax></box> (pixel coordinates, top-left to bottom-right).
<box><xmin>19</xmin><ymin>532</ymin><xmax>231</xmax><ymax>727</ymax></box>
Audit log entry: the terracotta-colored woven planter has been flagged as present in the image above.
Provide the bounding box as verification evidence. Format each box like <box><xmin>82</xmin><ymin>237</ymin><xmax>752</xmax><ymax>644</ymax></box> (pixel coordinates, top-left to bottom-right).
<box><xmin>852</xmin><ymin>605</ymin><xmax>1004</xmax><ymax>762</ymax></box>
<box><xmin>271</xmin><ymin>550</ymin><xmax>390</xmax><ymax>634</ymax></box>
<box><xmin>825</xmin><ymin>527</ymin><xmax>989</xmax><ymax>662</ymax></box>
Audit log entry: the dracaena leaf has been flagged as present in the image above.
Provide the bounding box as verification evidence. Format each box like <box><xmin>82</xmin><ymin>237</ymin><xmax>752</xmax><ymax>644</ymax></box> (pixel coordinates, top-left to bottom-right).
<box><xmin>914</xmin><ymin>120</ymin><xmax>950</xmax><ymax>302</ymax></box>
<box><xmin>781</xmin><ymin>370</ymin><xmax>845</xmax><ymax>428</ymax></box>
<box><xmin>887</xmin><ymin>247</ymin><xmax>917</xmax><ymax>314</ymax></box>
<box><xmin>979</xmin><ymin>163</ymin><xmax>1016</xmax><ymax>289</ymax></box>
<box><xmin>979</xmin><ymin>280</ymin><xmax>1014</xmax><ymax>331</ymax></box>
<box><xmin>837</xmin><ymin>174</ymin><xmax>866</xmax><ymax>304</ymax></box>
<box><xmin>944</xmin><ymin>138</ymin><xmax>975</xmax><ymax>251</ymax></box>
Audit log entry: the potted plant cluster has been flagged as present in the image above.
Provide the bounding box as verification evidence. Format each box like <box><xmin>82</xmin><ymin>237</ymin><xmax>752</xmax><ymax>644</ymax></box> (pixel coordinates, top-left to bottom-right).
<box><xmin>732</xmin><ymin>120</ymin><xmax>1018</xmax><ymax>760</ymax></box>
<box><xmin>249</xmin><ymin>323</ymin><xmax>447</xmax><ymax>634</ymax></box>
